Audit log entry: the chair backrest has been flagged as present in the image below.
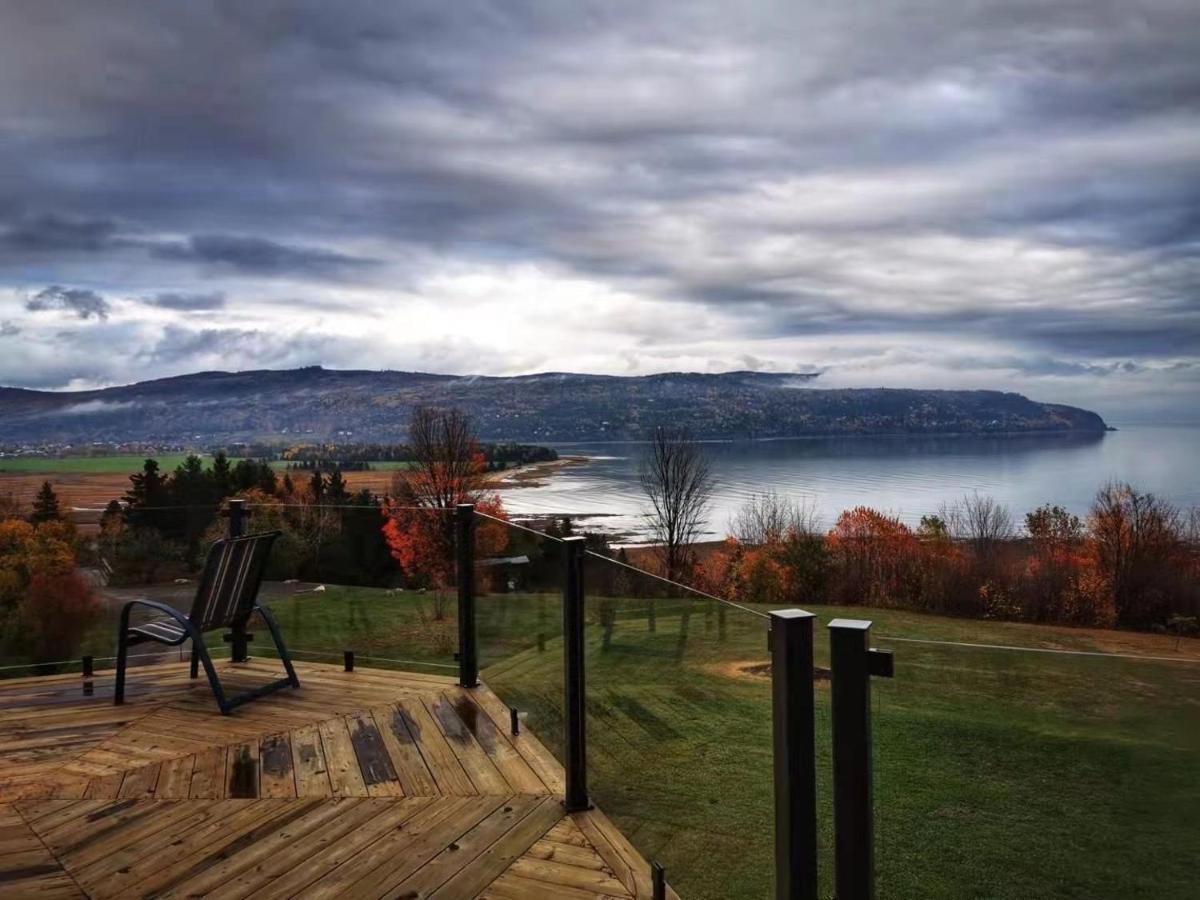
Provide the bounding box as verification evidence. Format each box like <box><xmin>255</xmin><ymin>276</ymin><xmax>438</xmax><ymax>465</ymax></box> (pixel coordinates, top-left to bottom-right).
<box><xmin>188</xmin><ymin>531</ymin><xmax>281</xmax><ymax>633</ymax></box>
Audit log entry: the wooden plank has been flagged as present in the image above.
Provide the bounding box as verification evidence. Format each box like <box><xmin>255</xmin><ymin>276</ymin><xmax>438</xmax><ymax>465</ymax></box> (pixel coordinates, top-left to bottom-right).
<box><xmin>346</xmin><ymin>713</ymin><xmax>404</xmax><ymax>797</ymax></box>
<box><xmin>155</xmin><ymin>755</ymin><xmax>195</xmax><ymax>799</ymax></box>
<box><xmin>112</xmin><ymin>800</ymin><xmax>301</xmax><ymax>899</ymax></box>
<box><xmin>189</xmin><ymin>747</ymin><xmax>226</xmax><ymax>799</ymax></box>
<box><xmin>430</xmin><ymin>796</ymin><xmax>567</xmax><ymax>899</ymax></box>
<box><xmin>241</xmin><ymin>798</ymin><xmax>458</xmax><ymax>900</ymax></box>
<box><xmin>317</xmin><ymin>795</ymin><xmax>506</xmax><ymax>900</ymax></box>
<box><xmin>149</xmin><ymin>797</ymin><xmax>378</xmax><ymax>899</ymax></box>
<box><xmin>225</xmin><ymin>742</ymin><xmax>259</xmax><ymax>799</ymax></box>
<box><xmin>505</xmin><ymin>855</ymin><xmax>633</xmax><ymax>897</ymax></box>
<box><xmin>395</xmin><ymin>698</ymin><xmax>476</xmax><ymax>796</ymax></box>
<box><xmin>371</xmin><ymin>705</ymin><xmax>439</xmax><ymax>796</ymax></box>
<box><xmin>474</xmin><ymin>679</ymin><xmax>566</xmax><ymax>794</ymax></box>
<box><xmin>257</xmin><ymin>734</ymin><xmax>296</xmax><ymax>799</ymax></box>
<box><xmin>426</xmin><ymin>695</ymin><xmax>510</xmax><ymax>795</ymax></box>
<box><xmin>117</xmin><ymin>763</ymin><xmax>160</xmax><ymax>799</ymax></box>
<box><xmin>443</xmin><ymin>690</ymin><xmax>548</xmax><ymax>794</ymax></box>
<box><xmin>290</xmin><ymin>724</ymin><xmax>332</xmax><ymax>798</ymax></box>
<box><xmin>316</xmin><ymin>718</ymin><xmax>367</xmax><ymax>797</ymax></box>
<box><xmin>83</xmin><ymin>773</ymin><xmax>123</xmax><ymax>799</ymax></box>
<box><xmin>387</xmin><ymin>794</ymin><xmax>548</xmax><ymax>898</ymax></box>
<box><xmin>483</xmin><ymin>871</ymin><xmax>628</xmax><ymax>900</ymax></box>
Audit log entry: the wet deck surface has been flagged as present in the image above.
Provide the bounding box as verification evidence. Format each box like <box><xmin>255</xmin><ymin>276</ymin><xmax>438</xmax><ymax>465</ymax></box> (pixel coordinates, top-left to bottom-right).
<box><xmin>0</xmin><ymin>659</ymin><xmax>664</xmax><ymax>898</ymax></box>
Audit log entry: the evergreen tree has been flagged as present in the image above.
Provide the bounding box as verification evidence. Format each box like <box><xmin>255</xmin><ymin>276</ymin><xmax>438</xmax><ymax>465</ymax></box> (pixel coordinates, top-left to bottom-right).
<box><xmin>210</xmin><ymin>451</ymin><xmax>232</xmax><ymax>499</ymax></box>
<box><xmin>123</xmin><ymin>459</ymin><xmax>171</xmax><ymax>531</ymax></box>
<box><xmin>256</xmin><ymin>460</ymin><xmax>278</xmax><ymax>495</ymax></box>
<box><xmin>171</xmin><ymin>455</ymin><xmax>218</xmax><ymax>562</ymax></box>
<box><xmin>309</xmin><ymin>470</ymin><xmax>326</xmax><ymax>503</ymax></box>
<box><xmin>30</xmin><ymin>481</ymin><xmax>62</xmax><ymax>524</ymax></box>
<box><xmin>282</xmin><ymin>473</ymin><xmax>295</xmax><ymax>496</ymax></box>
<box><xmin>326</xmin><ymin>467</ymin><xmax>349</xmax><ymax>504</ymax></box>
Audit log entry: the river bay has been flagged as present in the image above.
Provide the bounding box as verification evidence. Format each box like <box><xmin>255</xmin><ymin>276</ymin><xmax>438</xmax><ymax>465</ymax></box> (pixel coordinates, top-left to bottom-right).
<box><xmin>497</xmin><ymin>425</ymin><xmax>1200</xmax><ymax>540</ymax></box>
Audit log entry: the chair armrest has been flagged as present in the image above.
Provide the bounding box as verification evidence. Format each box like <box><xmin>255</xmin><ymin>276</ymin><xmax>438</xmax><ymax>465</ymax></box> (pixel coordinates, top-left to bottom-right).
<box><xmin>118</xmin><ymin>598</ymin><xmax>191</xmax><ymax>631</ymax></box>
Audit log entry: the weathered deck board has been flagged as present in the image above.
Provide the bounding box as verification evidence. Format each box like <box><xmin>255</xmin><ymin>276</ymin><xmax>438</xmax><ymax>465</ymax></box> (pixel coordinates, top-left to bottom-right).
<box><xmin>0</xmin><ymin>659</ymin><xmax>665</xmax><ymax>897</ymax></box>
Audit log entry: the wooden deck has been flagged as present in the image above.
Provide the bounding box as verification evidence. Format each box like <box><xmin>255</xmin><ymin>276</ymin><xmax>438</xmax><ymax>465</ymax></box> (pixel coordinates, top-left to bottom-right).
<box><xmin>0</xmin><ymin>659</ymin><xmax>667</xmax><ymax>899</ymax></box>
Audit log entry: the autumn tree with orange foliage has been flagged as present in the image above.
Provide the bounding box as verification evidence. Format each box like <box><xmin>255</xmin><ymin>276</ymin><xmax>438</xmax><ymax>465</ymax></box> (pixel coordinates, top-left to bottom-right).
<box><xmin>0</xmin><ymin>518</ymin><xmax>99</xmax><ymax>668</ymax></box>
<box><xmin>827</xmin><ymin>507</ymin><xmax>923</xmax><ymax>607</ymax></box>
<box><xmin>382</xmin><ymin>406</ymin><xmax>509</xmax><ymax>588</ymax></box>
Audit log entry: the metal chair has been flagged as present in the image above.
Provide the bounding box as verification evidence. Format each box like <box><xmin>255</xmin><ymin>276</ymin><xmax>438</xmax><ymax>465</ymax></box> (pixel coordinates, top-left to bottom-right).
<box><xmin>113</xmin><ymin>531</ymin><xmax>299</xmax><ymax>714</ymax></box>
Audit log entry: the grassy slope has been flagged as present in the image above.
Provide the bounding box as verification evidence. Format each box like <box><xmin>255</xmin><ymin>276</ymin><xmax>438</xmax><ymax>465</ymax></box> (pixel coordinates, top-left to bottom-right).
<box><xmin>60</xmin><ymin>585</ymin><xmax>1200</xmax><ymax>900</ymax></box>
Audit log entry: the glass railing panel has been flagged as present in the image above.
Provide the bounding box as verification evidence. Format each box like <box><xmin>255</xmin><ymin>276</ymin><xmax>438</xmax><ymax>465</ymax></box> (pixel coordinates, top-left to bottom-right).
<box><xmin>867</xmin><ymin>631</ymin><xmax>1200</xmax><ymax>899</ymax></box>
<box><xmin>474</xmin><ymin>514</ymin><xmax>566</xmax><ymax>763</ymax></box>
<box><xmin>243</xmin><ymin>501</ymin><xmax>459</xmax><ymax>674</ymax></box>
<box><xmin>584</xmin><ymin>551</ymin><xmax>775</xmax><ymax>900</ymax></box>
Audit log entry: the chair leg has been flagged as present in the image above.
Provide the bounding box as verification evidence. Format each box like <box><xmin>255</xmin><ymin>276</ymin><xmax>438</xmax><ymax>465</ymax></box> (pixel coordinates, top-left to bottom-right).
<box><xmin>256</xmin><ymin>605</ymin><xmax>300</xmax><ymax>689</ymax></box>
<box><xmin>114</xmin><ymin>628</ymin><xmax>128</xmax><ymax>706</ymax></box>
<box><xmin>189</xmin><ymin>633</ymin><xmax>231</xmax><ymax>715</ymax></box>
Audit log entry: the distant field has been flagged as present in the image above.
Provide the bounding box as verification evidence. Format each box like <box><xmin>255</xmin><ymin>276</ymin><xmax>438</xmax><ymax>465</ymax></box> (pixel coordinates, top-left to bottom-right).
<box><xmin>0</xmin><ymin>454</ymin><xmax>198</xmax><ymax>474</ymax></box>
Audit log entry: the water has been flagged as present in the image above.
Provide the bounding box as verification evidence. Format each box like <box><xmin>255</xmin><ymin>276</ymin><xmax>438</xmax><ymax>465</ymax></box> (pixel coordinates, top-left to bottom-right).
<box><xmin>497</xmin><ymin>425</ymin><xmax>1200</xmax><ymax>540</ymax></box>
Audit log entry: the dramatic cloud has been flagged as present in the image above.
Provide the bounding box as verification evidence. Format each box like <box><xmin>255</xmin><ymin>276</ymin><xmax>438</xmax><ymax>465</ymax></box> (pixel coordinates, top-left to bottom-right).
<box><xmin>24</xmin><ymin>286</ymin><xmax>110</xmax><ymax>320</ymax></box>
<box><xmin>147</xmin><ymin>291</ymin><xmax>226</xmax><ymax>311</ymax></box>
<box><xmin>0</xmin><ymin>1</ymin><xmax>1196</xmax><ymax>421</ymax></box>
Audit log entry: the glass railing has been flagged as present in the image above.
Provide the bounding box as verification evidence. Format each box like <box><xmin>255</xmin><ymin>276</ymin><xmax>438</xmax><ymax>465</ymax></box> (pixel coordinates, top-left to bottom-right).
<box><xmin>583</xmin><ymin>551</ymin><xmax>775</xmax><ymax>900</ymax></box>
<box><xmin>475</xmin><ymin>514</ymin><xmax>566</xmax><ymax>763</ymax></box>
<box><xmin>863</xmin><ymin>629</ymin><xmax>1200</xmax><ymax>900</ymax></box>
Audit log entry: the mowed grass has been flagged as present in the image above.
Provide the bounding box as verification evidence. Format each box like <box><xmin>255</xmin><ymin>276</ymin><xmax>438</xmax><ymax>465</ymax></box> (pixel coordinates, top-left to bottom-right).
<box><xmin>60</xmin><ymin>583</ymin><xmax>1200</xmax><ymax>899</ymax></box>
<box><xmin>0</xmin><ymin>454</ymin><xmax>200</xmax><ymax>474</ymax></box>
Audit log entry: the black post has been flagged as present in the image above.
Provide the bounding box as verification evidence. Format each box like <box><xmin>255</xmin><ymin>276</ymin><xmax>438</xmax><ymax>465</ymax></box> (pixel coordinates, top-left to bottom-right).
<box><xmin>343</xmin><ymin>650</ymin><xmax>355</xmax><ymax>672</ymax></box>
<box><xmin>510</xmin><ymin>706</ymin><xmax>520</xmax><ymax>736</ymax></box>
<box><xmin>652</xmin><ymin>861</ymin><xmax>667</xmax><ymax>900</ymax></box>
<box><xmin>81</xmin><ymin>655</ymin><xmax>94</xmax><ymax>678</ymax></box>
<box><xmin>829</xmin><ymin>618</ymin><xmax>893</xmax><ymax>900</ymax></box>
<box><xmin>770</xmin><ymin>609</ymin><xmax>818</xmax><ymax>900</ymax></box>
<box><xmin>456</xmin><ymin>503</ymin><xmax>478</xmax><ymax>688</ymax></box>
<box><xmin>227</xmin><ymin>499</ymin><xmax>249</xmax><ymax>662</ymax></box>
<box><xmin>562</xmin><ymin>535</ymin><xmax>590</xmax><ymax>811</ymax></box>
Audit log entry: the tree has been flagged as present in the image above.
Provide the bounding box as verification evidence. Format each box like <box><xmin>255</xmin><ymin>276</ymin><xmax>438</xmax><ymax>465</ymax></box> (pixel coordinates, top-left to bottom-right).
<box><xmin>326</xmin><ymin>467</ymin><xmax>350</xmax><ymax>504</ymax></box>
<box><xmin>942</xmin><ymin>493</ymin><xmax>1014</xmax><ymax>560</ymax></box>
<box><xmin>1088</xmin><ymin>481</ymin><xmax>1183</xmax><ymax>628</ymax></box>
<box><xmin>123</xmin><ymin>458</ymin><xmax>171</xmax><ymax>531</ymax></box>
<box><xmin>30</xmin><ymin>481</ymin><xmax>62</xmax><ymax>524</ymax></box>
<box><xmin>730</xmin><ymin>491</ymin><xmax>820</xmax><ymax>546</ymax></box>
<box><xmin>210</xmin><ymin>451</ymin><xmax>232</xmax><ymax>499</ymax></box>
<box><xmin>827</xmin><ymin>507</ymin><xmax>922</xmax><ymax>607</ymax></box>
<box><xmin>638</xmin><ymin>425</ymin><xmax>714</xmax><ymax>581</ymax></box>
<box><xmin>0</xmin><ymin>493</ymin><xmax>22</xmax><ymax>521</ymax></box>
<box><xmin>382</xmin><ymin>406</ymin><xmax>508</xmax><ymax>587</ymax></box>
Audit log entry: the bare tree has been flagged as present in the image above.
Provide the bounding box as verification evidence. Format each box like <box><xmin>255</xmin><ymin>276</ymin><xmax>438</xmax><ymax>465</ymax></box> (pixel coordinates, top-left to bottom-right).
<box><xmin>730</xmin><ymin>490</ymin><xmax>821</xmax><ymax>545</ymax></box>
<box><xmin>941</xmin><ymin>492</ymin><xmax>1014</xmax><ymax>561</ymax></box>
<box><xmin>639</xmin><ymin>425</ymin><xmax>714</xmax><ymax>581</ymax></box>
<box><xmin>392</xmin><ymin>405</ymin><xmax>488</xmax><ymax>510</ymax></box>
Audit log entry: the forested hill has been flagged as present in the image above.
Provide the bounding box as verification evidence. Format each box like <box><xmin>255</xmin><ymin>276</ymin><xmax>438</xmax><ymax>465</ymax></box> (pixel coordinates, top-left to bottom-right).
<box><xmin>0</xmin><ymin>367</ymin><xmax>1109</xmax><ymax>444</ymax></box>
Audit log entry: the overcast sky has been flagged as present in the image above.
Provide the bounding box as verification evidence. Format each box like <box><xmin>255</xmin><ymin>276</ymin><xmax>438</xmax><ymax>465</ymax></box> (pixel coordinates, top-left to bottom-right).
<box><xmin>1</xmin><ymin>1</ymin><xmax>1197</xmax><ymax>422</ymax></box>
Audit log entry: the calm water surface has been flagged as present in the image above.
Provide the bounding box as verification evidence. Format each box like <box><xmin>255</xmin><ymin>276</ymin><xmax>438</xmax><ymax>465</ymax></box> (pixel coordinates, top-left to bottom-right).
<box><xmin>497</xmin><ymin>425</ymin><xmax>1200</xmax><ymax>539</ymax></box>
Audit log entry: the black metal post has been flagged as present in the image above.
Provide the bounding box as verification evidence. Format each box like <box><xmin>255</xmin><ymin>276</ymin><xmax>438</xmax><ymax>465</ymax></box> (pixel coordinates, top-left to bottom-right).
<box><xmin>770</xmin><ymin>609</ymin><xmax>818</xmax><ymax>900</ymax></box>
<box><xmin>456</xmin><ymin>503</ymin><xmax>478</xmax><ymax>688</ymax></box>
<box><xmin>81</xmin><ymin>655</ymin><xmax>94</xmax><ymax>678</ymax></box>
<box><xmin>227</xmin><ymin>499</ymin><xmax>249</xmax><ymax>662</ymax></box>
<box><xmin>829</xmin><ymin>618</ymin><xmax>893</xmax><ymax>900</ymax></box>
<box><xmin>562</xmin><ymin>535</ymin><xmax>590</xmax><ymax>812</ymax></box>
<box><xmin>652</xmin><ymin>861</ymin><xmax>667</xmax><ymax>900</ymax></box>
<box><xmin>343</xmin><ymin>650</ymin><xmax>354</xmax><ymax>672</ymax></box>
<box><xmin>510</xmin><ymin>706</ymin><xmax>520</xmax><ymax>736</ymax></box>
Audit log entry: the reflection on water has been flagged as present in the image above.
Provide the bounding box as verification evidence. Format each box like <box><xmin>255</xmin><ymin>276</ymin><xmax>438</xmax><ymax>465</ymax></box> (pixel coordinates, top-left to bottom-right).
<box><xmin>497</xmin><ymin>426</ymin><xmax>1200</xmax><ymax>539</ymax></box>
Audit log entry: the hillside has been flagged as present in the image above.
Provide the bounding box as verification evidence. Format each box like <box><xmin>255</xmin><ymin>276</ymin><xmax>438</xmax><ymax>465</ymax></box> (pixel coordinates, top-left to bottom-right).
<box><xmin>0</xmin><ymin>367</ymin><xmax>1110</xmax><ymax>444</ymax></box>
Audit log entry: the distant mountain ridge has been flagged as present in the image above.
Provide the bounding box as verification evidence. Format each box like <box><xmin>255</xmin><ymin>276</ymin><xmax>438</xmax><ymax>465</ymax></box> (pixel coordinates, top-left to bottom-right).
<box><xmin>0</xmin><ymin>366</ymin><xmax>1109</xmax><ymax>444</ymax></box>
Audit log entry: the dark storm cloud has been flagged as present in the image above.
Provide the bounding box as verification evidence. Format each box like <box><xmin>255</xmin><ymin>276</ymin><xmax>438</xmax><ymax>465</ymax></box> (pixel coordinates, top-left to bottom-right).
<box><xmin>0</xmin><ymin>0</ymin><xmax>1196</xmax><ymax>416</ymax></box>
<box><xmin>25</xmin><ymin>285</ymin><xmax>110</xmax><ymax>320</ymax></box>
<box><xmin>0</xmin><ymin>214</ymin><xmax>122</xmax><ymax>253</ymax></box>
<box><xmin>147</xmin><ymin>291</ymin><xmax>226</xmax><ymax>311</ymax></box>
<box><xmin>152</xmin><ymin>235</ymin><xmax>373</xmax><ymax>277</ymax></box>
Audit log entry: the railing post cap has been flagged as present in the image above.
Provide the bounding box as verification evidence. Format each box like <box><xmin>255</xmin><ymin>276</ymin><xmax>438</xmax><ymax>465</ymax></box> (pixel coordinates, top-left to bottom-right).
<box><xmin>769</xmin><ymin>608</ymin><xmax>816</xmax><ymax>622</ymax></box>
<box><xmin>456</xmin><ymin>502</ymin><xmax>475</xmax><ymax>511</ymax></box>
<box><xmin>562</xmin><ymin>535</ymin><xmax>587</xmax><ymax>546</ymax></box>
<box><xmin>828</xmin><ymin>617</ymin><xmax>872</xmax><ymax>631</ymax></box>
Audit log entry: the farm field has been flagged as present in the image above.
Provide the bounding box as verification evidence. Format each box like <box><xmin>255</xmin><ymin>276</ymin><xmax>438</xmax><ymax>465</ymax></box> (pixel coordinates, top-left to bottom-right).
<box><xmin>54</xmin><ymin>582</ymin><xmax>1200</xmax><ymax>900</ymax></box>
<box><xmin>0</xmin><ymin>456</ymin><xmax>401</xmax><ymax>509</ymax></box>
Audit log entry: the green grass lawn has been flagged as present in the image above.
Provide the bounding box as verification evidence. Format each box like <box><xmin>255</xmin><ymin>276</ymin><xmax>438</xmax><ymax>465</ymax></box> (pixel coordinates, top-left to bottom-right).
<box><xmin>56</xmin><ymin>582</ymin><xmax>1200</xmax><ymax>899</ymax></box>
<box><xmin>0</xmin><ymin>453</ymin><xmax>200</xmax><ymax>474</ymax></box>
